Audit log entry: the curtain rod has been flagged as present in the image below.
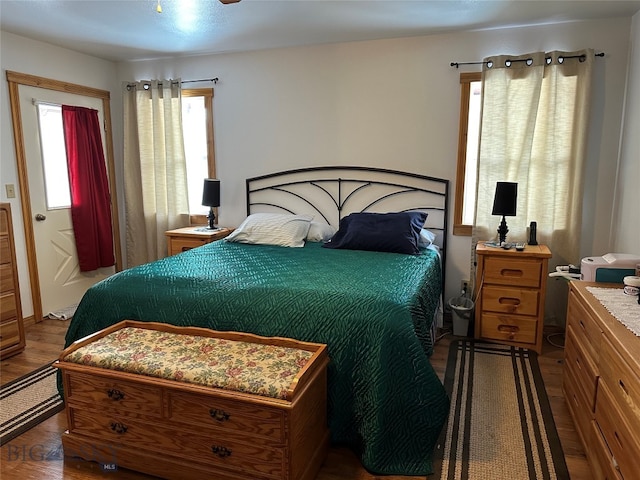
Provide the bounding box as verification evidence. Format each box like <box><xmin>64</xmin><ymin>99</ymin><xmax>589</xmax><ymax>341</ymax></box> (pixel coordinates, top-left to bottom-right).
<box><xmin>450</xmin><ymin>52</ymin><xmax>605</xmax><ymax>68</ymax></box>
<box><xmin>126</xmin><ymin>77</ymin><xmax>219</xmax><ymax>90</ymax></box>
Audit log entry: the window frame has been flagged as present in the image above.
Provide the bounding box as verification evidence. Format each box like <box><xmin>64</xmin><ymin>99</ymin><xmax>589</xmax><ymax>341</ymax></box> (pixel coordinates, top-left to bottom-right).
<box><xmin>182</xmin><ymin>88</ymin><xmax>216</xmax><ymax>225</ymax></box>
<box><xmin>453</xmin><ymin>72</ymin><xmax>481</xmax><ymax>236</ymax></box>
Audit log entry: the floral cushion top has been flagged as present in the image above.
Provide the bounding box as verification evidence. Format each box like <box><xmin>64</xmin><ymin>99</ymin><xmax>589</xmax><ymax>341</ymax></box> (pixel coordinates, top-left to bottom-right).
<box><xmin>63</xmin><ymin>327</ymin><xmax>314</xmax><ymax>400</ymax></box>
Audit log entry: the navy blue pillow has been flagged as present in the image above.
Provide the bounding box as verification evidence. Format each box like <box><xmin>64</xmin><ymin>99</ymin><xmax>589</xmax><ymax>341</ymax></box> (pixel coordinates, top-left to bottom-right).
<box><xmin>322</xmin><ymin>211</ymin><xmax>428</xmax><ymax>255</ymax></box>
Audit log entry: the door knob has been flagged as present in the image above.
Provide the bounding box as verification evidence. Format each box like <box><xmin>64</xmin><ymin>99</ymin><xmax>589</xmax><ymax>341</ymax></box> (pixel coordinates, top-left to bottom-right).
<box><xmin>35</xmin><ymin>213</ymin><xmax>46</xmax><ymax>221</ymax></box>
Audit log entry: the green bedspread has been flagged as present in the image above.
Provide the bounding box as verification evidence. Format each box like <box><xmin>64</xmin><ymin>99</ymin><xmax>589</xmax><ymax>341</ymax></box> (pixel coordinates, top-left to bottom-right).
<box><xmin>63</xmin><ymin>241</ymin><xmax>449</xmax><ymax>475</ymax></box>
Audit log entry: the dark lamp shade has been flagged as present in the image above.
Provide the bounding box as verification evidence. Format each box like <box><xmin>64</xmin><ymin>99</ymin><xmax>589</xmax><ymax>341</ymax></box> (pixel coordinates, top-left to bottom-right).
<box><xmin>202</xmin><ymin>179</ymin><xmax>220</xmax><ymax>207</ymax></box>
<box><xmin>491</xmin><ymin>182</ymin><xmax>517</xmax><ymax>217</ymax></box>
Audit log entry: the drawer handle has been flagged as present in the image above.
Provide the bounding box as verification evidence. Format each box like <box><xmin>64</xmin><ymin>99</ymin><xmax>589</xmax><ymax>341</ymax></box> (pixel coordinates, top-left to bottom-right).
<box><xmin>619</xmin><ymin>379</ymin><xmax>629</xmax><ymax>395</ymax></box>
<box><xmin>498</xmin><ymin>297</ymin><xmax>521</xmax><ymax>306</ymax></box>
<box><xmin>500</xmin><ymin>268</ymin><xmax>523</xmax><ymax>278</ymax></box>
<box><xmin>109</xmin><ymin>422</ymin><xmax>128</xmax><ymax>434</ymax></box>
<box><xmin>209</xmin><ymin>408</ymin><xmax>231</xmax><ymax>422</ymax></box>
<box><xmin>498</xmin><ymin>324</ymin><xmax>519</xmax><ymax>340</ymax></box>
<box><xmin>107</xmin><ymin>389</ymin><xmax>125</xmax><ymax>401</ymax></box>
<box><xmin>211</xmin><ymin>445</ymin><xmax>232</xmax><ymax>457</ymax></box>
<box><xmin>181</xmin><ymin>247</ymin><xmax>192</xmax><ymax>252</ymax></box>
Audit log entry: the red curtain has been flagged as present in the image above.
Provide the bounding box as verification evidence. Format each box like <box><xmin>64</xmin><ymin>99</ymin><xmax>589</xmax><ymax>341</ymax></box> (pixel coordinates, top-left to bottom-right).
<box><xmin>62</xmin><ymin>105</ymin><xmax>115</xmax><ymax>272</ymax></box>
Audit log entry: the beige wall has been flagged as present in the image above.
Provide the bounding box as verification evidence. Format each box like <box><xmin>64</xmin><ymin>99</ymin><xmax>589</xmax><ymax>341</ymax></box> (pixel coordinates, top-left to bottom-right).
<box><xmin>2</xmin><ymin>15</ymin><xmax>637</xmax><ymax>319</ymax></box>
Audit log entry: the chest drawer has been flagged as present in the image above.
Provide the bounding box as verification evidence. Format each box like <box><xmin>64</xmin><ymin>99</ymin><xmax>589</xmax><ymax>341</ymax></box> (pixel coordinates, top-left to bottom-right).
<box><xmin>65</xmin><ymin>372</ymin><xmax>163</xmax><ymax>417</ymax></box>
<box><xmin>71</xmin><ymin>408</ymin><xmax>285</xmax><ymax>479</ymax></box>
<box><xmin>0</xmin><ymin>292</ymin><xmax>17</xmax><ymax>322</ymax></box>
<box><xmin>0</xmin><ymin>319</ymin><xmax>21</xmax><ymax>350</ymax></box>
<box><xmin>0</xmin><ymin>264</ymin><xmax>14</xmax><ymax>292</ymax></box>
<box><xmin>168</xmin><ymin>391</ymin><xmax>285</xmax><ymax>443</ymax></box>
<box><xmin>563</xmin><ymin>364</ymin><xmax>593</xmax><ymax>445</ymax></box>
<box><xmin>0</xmin><ymin>238</ymin><xmax>10</xmax><ymax>266</ymax></box>
<box><xmin>595</xmin><ymin>381</ymin><xmax>640</xmax><ymax>479</ymax></box>
<box><xmin>590</xmin><ymin>421</ymin><xmax>624</xmax><ymax>480</ymax></box>
<box><xmin>479</xmin><ymin>313</ymin><xmax>537</xmax><ymax>345</ymax></box>
<box><xmin>566</xmin><ymin>291</ymin><xmax>602</xmax><ymax>362</ymax></box>
<box><xmin>481</xmin><ymin>286</ymin><xmax>539</xmax><ymax>316</ymax></box>
<box><xmin>564</xmin><ymin>325</ymin><xmax>598</xmax><ymax>412</ymax></box>
<box><xmin>483</xmin><ymin>257</ymin><xmax>542</xmax><ymax>288</ymax></box>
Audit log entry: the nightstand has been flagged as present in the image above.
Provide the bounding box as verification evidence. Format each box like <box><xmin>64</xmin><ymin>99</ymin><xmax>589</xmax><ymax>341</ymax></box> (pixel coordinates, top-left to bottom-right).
<box><xmin>474</xmin><ymin>242</ymin><xmax>552</xmax><ymax>353</ymax></box>
<box><xmin>165</xmin><ymin>226</ymin><xmax>232</xmax><ymax>256</ymax></box>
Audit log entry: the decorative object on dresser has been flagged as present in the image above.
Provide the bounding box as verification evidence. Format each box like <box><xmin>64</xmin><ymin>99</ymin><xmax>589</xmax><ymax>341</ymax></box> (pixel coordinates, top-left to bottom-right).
<box><xmin>165</xmin><ymin>226</ymin><xmax>232</xmax><ymax>256</ymax></box>
<box><xmin>201</xmin><ymin>178</ymin><xmax>221</xmax><ymax>230</ymax></box>
<box><xmin>474</xmin><ymin>242</ymin><xmax>552</xmax><ymax>354</ymax></box>
<box><xmin>55</xmin><ymin>320</ymin><xmax>330</xmax><ymax>480</ymax></box>
<box><xmin>563</xmin><ymin>281</ymin><xmax>640</xmax><ymax>479</ymax></box>
<box><xmin>0</xmin><ymin>203</ymin><xmax>25</xmax><ymax>359</ymax></box>
<box><xmin>491</xmin><ymin>181</ymin><xmax>517</xmax><ymax>245</ymax></box>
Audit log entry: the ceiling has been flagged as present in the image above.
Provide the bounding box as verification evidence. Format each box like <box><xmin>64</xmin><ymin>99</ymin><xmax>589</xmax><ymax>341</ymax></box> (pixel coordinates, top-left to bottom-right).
<box><xmin>1</xmin><ymin>0</ymin><xmax>640</xmax><ymax>62</ymax></box>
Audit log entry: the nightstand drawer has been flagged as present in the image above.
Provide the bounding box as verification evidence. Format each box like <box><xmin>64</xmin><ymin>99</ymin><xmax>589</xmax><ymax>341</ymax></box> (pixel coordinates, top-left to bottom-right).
<box><xmin>481</xmin><ymin>286</ymin><xmax>539</xmax><ymax>316</ymax></box>
<box><xmin>483</xmin><ymin>258</ymin><xmax>542</xmax><ymax>288</ymax></box>
<box><xmin>0</xmin><ymin>319</ymin><xmax>21</xmax><ymax>350</ymax></box>
<box><xmin>479</xmin><ymin>313</ymin><xmax>537</xmax><ymax>345</ymax></box>
<box><xmin>171</xmin><ymin>237</ymin><xmax>211</xmax><ymax>254</ymax></box>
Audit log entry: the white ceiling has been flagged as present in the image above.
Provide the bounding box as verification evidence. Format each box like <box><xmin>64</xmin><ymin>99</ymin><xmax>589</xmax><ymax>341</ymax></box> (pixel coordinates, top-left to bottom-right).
<box><xmin>1</xmin><ymin>0</ymin><xmax>640</xmax><ymax>62</ymax></box>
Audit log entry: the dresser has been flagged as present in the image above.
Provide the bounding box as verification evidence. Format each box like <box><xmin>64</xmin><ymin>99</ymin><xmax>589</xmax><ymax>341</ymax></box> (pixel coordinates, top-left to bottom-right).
<box><xmin>474</xmin><ymin>243</ymin><xmax>551</xmax><ymax>354</ymax></box>
<box><xmin>55</xmin><ymin>320</ymin><xmax>329</xmax><ymax>480</ymax></box>
<box><xmin>563</xmin><ymin>281</ymin><xmax>640</xmax><ymax>480</ymax></box>
<box><xmin>0</xmin><ymin>203</ymin><xmax>25</xmax><ymax>359</ymax></box>
<box><xmin>165</xmin><ymin>226</ymin><xmax>232</xmax><ymax>256</ymax></box>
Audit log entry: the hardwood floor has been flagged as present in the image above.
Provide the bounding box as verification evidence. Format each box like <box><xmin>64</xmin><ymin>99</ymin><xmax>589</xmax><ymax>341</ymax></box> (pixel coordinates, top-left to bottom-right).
<box><xmin>0</xmin><ymin>319</ymin><xmax>592</xmax><ymax>479</ymax></box>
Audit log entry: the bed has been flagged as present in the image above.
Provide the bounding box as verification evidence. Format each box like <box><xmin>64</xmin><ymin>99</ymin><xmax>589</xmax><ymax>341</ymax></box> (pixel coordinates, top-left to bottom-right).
<box><xmin>62</xmin><ymin>166</ymin><xmax>450</xmax><ymax>476</ymax></box>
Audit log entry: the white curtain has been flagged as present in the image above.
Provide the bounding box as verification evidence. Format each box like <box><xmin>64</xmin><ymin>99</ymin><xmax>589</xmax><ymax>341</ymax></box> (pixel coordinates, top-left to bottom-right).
<box><xmin>473</xmin><ymin>50</ymin><xmax>594</xmax><ymax>268</ymax></box>
<box><xmin>123</xmin><ymin>80</ymin><xmax>190</xmax><ymax>267</ymax></box>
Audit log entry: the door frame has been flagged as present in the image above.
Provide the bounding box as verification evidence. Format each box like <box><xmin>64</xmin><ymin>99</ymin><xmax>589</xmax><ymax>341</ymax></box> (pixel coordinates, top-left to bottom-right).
<box><xmin>6</xmin><ymin>70</ymin><xmax>122</xmax><ymax>323</ymax></box>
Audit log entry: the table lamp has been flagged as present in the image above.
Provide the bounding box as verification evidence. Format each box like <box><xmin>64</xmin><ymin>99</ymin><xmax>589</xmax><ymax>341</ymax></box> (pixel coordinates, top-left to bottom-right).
<box><xmin>202</xmin><ymin>178</ymin><xmax>221</xmax><ymax>230</ymax></box>
<box><xmin>491</xmin><ymin>181</ymin><xmax>517</xmax><ymax>245</ymax></box>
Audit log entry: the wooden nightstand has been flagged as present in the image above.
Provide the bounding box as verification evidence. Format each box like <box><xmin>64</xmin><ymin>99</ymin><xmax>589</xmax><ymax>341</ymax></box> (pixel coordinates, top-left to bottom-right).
<box><xmin>474</xmin><ymin>242</ymin><xmax>552</xmax><ymax>353</ymax></box>
<box><xmin>165</xmin><ymin>226</ymin><xmax>232</xmax><ymax>256</ymax></box>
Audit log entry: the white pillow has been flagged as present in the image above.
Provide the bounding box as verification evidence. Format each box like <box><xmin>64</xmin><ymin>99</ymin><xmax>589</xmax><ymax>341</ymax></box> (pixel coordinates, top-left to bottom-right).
<box><xmin>306</xmin><ymin>222</ymin><xmax>337</xmax><ymax>242</ymax></box>
<box><xmin>225</xmin><ymin>213</ymin><xmax>313</xmax><ymax>248</ymax></box>
<box><xmin>418</xmin><ymin>229</ymin><xmax>436</xmax><ymax>248</ymax></box>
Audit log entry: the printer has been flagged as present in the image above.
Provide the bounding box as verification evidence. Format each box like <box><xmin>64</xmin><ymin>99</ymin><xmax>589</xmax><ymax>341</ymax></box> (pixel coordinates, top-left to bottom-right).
<box><xmin>581</xmin><ymin>253</ymin><xmax>640</xmax><ymax>283</ymax></box>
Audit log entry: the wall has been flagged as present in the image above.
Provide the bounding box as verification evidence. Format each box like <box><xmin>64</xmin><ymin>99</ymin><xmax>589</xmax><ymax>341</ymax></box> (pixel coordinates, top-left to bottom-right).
<box><xmin>0</xmin><ymin>31</ymin><xmax>120</xmax><ymax>318</ymax></box>
<box><xmin>1</xmin><ymin>16</ymin><xmax>636</xmax><ymax>320</ymax></box>
<box><xmin>613</xmin><ymin>12</ymin><xmax>640</xmax><ymax>255</ymax></box>
<box><xmin>117</xmin><ymin>17</ymin><xmax>633</xmax><ymax>315</ymax></box>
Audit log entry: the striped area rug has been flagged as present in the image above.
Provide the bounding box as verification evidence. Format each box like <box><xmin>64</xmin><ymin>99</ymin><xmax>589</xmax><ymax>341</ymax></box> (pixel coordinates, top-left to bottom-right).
<box><xmin>433</xmin><ymin>340</ymin><xmax>569</xmax><ymax>480</ymax></box>
<box><xmin>0</xmin><ymin>364</ymin><xmax>64</xmax><ymax>446</ymax></box>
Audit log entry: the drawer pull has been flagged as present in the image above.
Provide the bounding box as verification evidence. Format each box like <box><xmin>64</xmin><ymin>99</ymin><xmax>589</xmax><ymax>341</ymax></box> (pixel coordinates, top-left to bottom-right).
<box><xmin>107</xmin><ymin>389</ymin><xmax>125</xmax><ymax>401</ymax></box>
<box><xmin>498</xmin><ymin>297</ymin><xmax>521</xmax><ymax>306</ymax></box>
<box><xmin>619</xmin><ymin>379</ymin><xmax>629</xmax><ymax>395</ymax></box>
<box><xmin>498</xmin><ymin>324</ymin><xmax>520</xmax><ymax>340</ymax></box>
<box><xmin>500</xmin><ymin>268</ymin><xmax>523</xmax><ymax>278</ymax></box>
<box><xmin>109</xmin><ymin>422</ymin><xmax>128</xmax><ymax>434</ymax></box>
<box><xmin>209</xmin><ymin>408</ymin><xmax>231</xmax><ymax>422</ymax></box>
<box><xmin>211</xmin><ymin>445</ymin><xmax>232</xmax><ymax>457</ymax></box>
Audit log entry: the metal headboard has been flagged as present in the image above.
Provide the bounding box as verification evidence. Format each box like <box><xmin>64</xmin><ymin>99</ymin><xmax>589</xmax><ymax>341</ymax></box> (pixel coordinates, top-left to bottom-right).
<box><xmin>246</xmin><ymin>166</ymin><xmax>449</xmax><ymax>288</ymax></box>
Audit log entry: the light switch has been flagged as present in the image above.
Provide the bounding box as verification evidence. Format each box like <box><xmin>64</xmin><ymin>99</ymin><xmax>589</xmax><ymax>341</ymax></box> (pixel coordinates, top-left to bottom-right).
<box><xmin>5</xmin><ymin>184</ymin><xmax>16</xmax><ymax>198</ymax></box>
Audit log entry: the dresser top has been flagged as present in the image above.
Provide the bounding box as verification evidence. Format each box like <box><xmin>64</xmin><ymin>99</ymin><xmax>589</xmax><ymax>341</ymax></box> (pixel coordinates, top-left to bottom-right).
<box><xmin>476</xmin><ymin>242</ymin><xmax>551</xmax><ymax>258</ymax></box>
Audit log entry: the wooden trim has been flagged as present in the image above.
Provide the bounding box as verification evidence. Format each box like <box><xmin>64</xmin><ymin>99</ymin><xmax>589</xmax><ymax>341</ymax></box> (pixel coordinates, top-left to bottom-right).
<box><xmin>453</xmin><ymin>71</ymin><xmax>481</xmax><ymax>237</ymax></box>
<box><xmin>5</xmin><ymin>70</ymin><xmax>122</xmax><ymax>322</ymax></box>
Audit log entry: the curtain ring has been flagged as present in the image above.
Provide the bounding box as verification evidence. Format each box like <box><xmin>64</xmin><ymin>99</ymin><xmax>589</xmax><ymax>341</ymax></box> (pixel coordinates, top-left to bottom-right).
<box><xmin>505</xmin><ymin>59</ymin><xmax>512</xmax><ymax>67</ymax></box>
<box><xmin>486</xmin><ymin>60</ymin><xmax>493</xmax><ymax>69</ymax></box>
<box><xmin>526</xmin><ymin>58</ymin><xmax>533</xmax><ymax>66</ymax></box>
<box><xmin>579</xmin><ymin>55</ymin><xmax>586</xmax><ymax>63</ymax></box>
<box><xmin>545</xmin><ymin>57</ymin><xmax>552</xmax><ymax>65</ymax></box>
<box><xmin>558</xmin><ymin>56</ymin><xmax>564</xmax><ymax>64</ymax></box>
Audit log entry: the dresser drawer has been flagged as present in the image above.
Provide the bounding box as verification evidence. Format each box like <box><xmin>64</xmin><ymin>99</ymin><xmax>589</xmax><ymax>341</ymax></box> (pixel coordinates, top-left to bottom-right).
<box><xmin>590</xmin><ymin>420</ymin><xmax>623</xmax><ymax>480</ymax></box>
<box><xmin>0</xmin><ymin>238</ymin><xmax>9</xmax><ymax>265</ymax></box>
<box><xmin>479</xmin><ymin>313</ymin><xmax>537</xmax><ymax>345</ymax></box>
<box><xmin>566</xmin><ymin>291</ymin><xmax>602</xmax><ymax>362</ymax></box>
<box><xmin>65</xmin><ymin>372</ymin><xmax>163</xmax><ymax>417</ymax></box>
<box><xmin>600</xmin><ymin>336</ymin><xmax>640</xmax><ymax>433</ymax></box>
<box><xmin>595</xmin><ymin>381</ymin><xmax>640</xmax><ymax>479</ymax></box>
<box><xmin>168</xmin><ymin>391</ymin><xmax>285</xmax><ymax>443</ymax></box>
<box><xmin>0</xmin><ymin>292</ymin><xmax>17</xmax><ymax>322</ymax></box>
<box><xmin>483</xmin><ymin>257</ymin><xmax>542</xmax><ymax>288</ymax></box>
<box><xmin>0</xmin><ymin>319</ymin><xmax>20</xmax><ymax>350</ymax></box>
<box><xmin>481</xmin><ymin>286</ymin><xmax>539</xmax><ymax>316</ymax></box>
<box><xmin>564</xmin><ymin>325</ymin><xmax>598</xmax><ymax>412</ymax></box>
<box><xmin>0</xmin><ymin>264</ymin><xmax>14</xmax><ymax>292</ymax></box>
<box><xmin>71</xmin><ymin>408</ymin><xmax>285</xmax><ymax>479</ymax></box>
<box><xmin>563</xmin><ymin>363</ymin><xmax>593</xmax><ymax>445</ymax></box>
<box><xmin>170</xmin><ymin>238</ymin><xmax>210</xmax><ymax>255</ymax></box>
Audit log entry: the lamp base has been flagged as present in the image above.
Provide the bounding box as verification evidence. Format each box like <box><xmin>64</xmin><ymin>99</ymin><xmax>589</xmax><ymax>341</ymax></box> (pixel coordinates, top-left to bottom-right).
<box><xmin>497</xmin><ymin>216</ymin><xmax>509</xmax><ymax>245</ymax></box>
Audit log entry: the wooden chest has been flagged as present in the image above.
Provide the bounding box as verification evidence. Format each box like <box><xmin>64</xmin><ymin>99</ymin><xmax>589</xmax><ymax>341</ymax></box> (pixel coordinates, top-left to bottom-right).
<box><xmin>55</xmin><ymin>320</ymin><xmax>330</xmax><ymax>480</ymax></box>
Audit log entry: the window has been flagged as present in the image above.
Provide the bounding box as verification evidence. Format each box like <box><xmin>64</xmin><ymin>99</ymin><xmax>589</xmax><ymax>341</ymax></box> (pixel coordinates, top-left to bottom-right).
<box><xmin>36</xmin><ymin>103</ymin><xmax>71</xmax><ymax>210</ymax></box>
<box><xmin>182</xmin><ymin>88</ymin><xmax>216</xmax><ymax>223</ymax></box>
<box><xmin>453</xmin><ymin>72</ymin><xmax>481</xmax><ymax>236</ymax></box>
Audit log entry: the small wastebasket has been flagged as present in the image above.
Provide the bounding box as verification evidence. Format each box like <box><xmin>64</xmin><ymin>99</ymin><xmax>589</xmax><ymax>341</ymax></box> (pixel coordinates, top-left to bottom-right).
<box><xmin>448</xmin><ymin>296</ymin><xmax>474</xmax><ymax>336</ymax></box>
